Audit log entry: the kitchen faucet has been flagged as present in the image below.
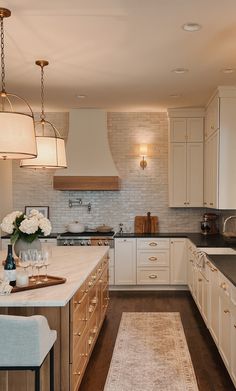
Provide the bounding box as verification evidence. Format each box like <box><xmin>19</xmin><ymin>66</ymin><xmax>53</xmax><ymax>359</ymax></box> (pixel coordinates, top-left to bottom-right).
<box><xmin>222</xmin><ymin>215</ymin><xmax>236</xmax><ymax>233</ymax></box>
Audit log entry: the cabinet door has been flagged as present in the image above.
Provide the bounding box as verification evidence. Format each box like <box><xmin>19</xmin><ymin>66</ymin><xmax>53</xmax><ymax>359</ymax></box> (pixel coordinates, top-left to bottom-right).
<box><xmin>208</xmin><ymin>263</ymin><xmax>219</xmax><ymax>344</ymax></box>
<box><xmin>186</xmin><ymin>143</ymin><xmax>203</xmax><ymax>207</ymax></box>
<box><xmin>219</xmin><ymin>291</ymin><xmax>231</xmax><ymax>369</ymax></box>
<box><xmin>187</xmin><ymin>118</ymin><xmax>204</xmax><ymax>142</ymax></box>
<box><xmin>231</xmin><ymin>302</ymin><xmax>236</xmax><ymax>385</ymax></box>
<box><xmin>169</xmin><ymin>118</ymin><xmax>187</xmax><ymax>142</ymax></box>
<box><xmin>170</xmin><ymin>239</ymin><xmax>187</xmax><ymax>284</ymax></box>
<box><xmin>169</xmin><ymin>143</ymin><xmax>187</xmax><ymax>207</ymax></box>
<box><xmin>205</xmin><ymin>94</ymin><xmax>219</xmax><ymax>139</ymax></box>
<box><xmin>187</xmin><ymin>250</ymin><xmax>194</xmax><ymax>293</ymax></box>
<box><xmin>204</xmin><ymin>131</ymin><xmax>219</xmax><ymax>208</ymax></box>
<box><xmin>115</xmin><ymin>238</ymin><xmax>136</xmax><ymax>285</ymax></box>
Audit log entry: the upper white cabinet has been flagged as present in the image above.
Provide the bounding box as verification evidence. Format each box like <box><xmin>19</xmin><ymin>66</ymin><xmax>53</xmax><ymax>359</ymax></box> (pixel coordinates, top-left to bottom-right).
<box><xmin>204</xmin><ymin>86</ymin><xmax>236</xmax><ymax>209</ymax></box>
<box><xmin>168</xmin><ymin>109</ymin><xmax>204</xmax><ymax>207</ymax></box>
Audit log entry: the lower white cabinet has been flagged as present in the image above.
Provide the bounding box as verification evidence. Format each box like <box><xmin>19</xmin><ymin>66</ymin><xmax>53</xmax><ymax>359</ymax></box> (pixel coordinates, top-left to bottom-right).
<box><xmin>219</xmin><ymin>272</ymin><xmax>231</xmax><ymax>369</ymax></box>
<box><xmin>208</xmin><ymin>260</ymin><xmax>219</xmax><ymax>344</ymax></box>
<box><xmin>231</xmin><ymin>290</ymin><xmax>236</xmax><ymax>385</ymax></box>
<box><xmin>137</xmin><ymin>238</ymin><xmax>170</xmax><ymax>285</ymax></box>
<box><xmin>114</xmin><ymin>238</ymin><xmax>136</xmax><ymax>285</ymax></box>
<box><xmin>170</xmin><ymin>239</ymin><xmax>187</xmax><ymax>284</ymax></box>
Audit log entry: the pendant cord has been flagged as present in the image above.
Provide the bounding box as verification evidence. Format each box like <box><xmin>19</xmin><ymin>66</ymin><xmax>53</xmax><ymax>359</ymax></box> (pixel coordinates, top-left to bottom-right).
<box><xmin>40</xmin><ymin>64</ymin><xmax>45</xmax><ymax>122</ymax></box>
<box><xmin>1</xmin><ymin>16</ymin><xmax>6</xmax><ymax>93</ymax></box>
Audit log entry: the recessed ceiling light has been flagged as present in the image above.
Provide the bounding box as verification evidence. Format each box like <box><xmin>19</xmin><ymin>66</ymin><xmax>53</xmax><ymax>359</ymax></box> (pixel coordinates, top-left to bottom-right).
<box><xmin>182</xmin><ymin>23</ymin><xmax>202</xmax><ymax>32</ymax></box>
<box><xmin>76</xmin><ymin>94</ymin><xmax>86</xmax><ymax>99</ymax></box>
<box><xmin>172</xmin><ymin>68</ymin><xmax>189</xmax><ymax>74</ymax></box>
<box><xmin>221</xmin><ymin>68</ymin><xmax>235</xmax><ymax>74</ymax></box>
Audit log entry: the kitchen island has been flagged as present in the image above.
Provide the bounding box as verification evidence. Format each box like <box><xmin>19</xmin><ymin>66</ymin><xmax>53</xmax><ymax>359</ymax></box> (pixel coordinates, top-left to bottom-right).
<box><xmin>0</xmin><ymin>246</ymin><xmax>109</xmax><ymax>391</ymax></box>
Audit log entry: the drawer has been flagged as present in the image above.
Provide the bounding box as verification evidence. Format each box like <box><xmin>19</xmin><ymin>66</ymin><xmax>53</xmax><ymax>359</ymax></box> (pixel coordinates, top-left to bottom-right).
<box><xmin>73</xmin><ymin>281</ymin><xmax>88</xmax><ymax>305</ymax></box>
<box><xmin>137</xmin><ymin>249</ymin><xmax>169</xmax><ymax>267</ymax></box>
<box><xmin>137</xmin><ymin>238</ymin><xmax>169</xmax><ymax>250</ymax></box>
<box><xmin>88</xmin><ymin>285</ymin><xmax>98</xmax><ymax>319</ymax></box>
<box><xmin>72</xmin><ymin>295</ymin><xmax>88</xmax><ymax>338</ymax></box>
<box><xmin>71</xmin><ymin>332</ymin><xmax>88</xmax><ymax>391</ymax></box>
<box><xmin>109</xmin><ymin>266</ymin><xmax>114</xmax><ymax>285</ymax></box>
<box><xmin>137</xmin><ymin>268</ymin><xmax>170</xmax><ymax>285</ymax></box>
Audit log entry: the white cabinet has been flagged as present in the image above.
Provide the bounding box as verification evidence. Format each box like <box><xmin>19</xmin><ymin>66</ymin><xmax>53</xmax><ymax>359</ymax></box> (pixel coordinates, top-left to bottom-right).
<box><xmin>137</xmin><ymin>238</ymin><xmax>170</xmax><ymax>285</ymax></box>
<box><xmin>230</xmin><ymin>286</ymin><xmax>236</xmax><ymax>385</ymax></box>
<box><xmin>207</xmin><ymin>260</ymin><xmax>219</xmax><ymax>344</ymax></box>
<box><xmin>205</xmin><ymin>94</ymin><xmax>219</xmax><ymax>139</ymax></box>
<box><xmin>218</xmin><ymin>272</ymin><xmax>231</xmax><ymax>369</ymax></box>
<box><xmin>204</xmin><ymin>86</ymin><xmax>236</xmax><ymax>209</ymax></box>
<box><xmin>170</xmin><ymin>118</ymin><xmax>204</xmax><ymax>142</ymax></box>
<box><xmin>204</xmin><ymin>131</ymin><xmax>219</xmax><ymax>208</ymax></box>
<box><xmin>108</xmin><ymin>248</ymin><xmax>115</xmax><ymax>285</ymax></box>
<box><xmin>168</xmin><ymin>112</ymin><xmax>204</xmax><ymax>208</ymax></box>
<box><xmin>170</xmin><ymin>239</ymin><xmax>187</xmax><ymax>284</ymax></box>
<box><xmin>114</xmin><ymin>238</ymin><xmax>136</xmax><ymax>285</ymax></box>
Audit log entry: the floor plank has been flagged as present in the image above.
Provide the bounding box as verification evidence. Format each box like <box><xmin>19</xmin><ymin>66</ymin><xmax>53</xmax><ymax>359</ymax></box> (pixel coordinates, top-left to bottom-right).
<box><xmin>79</xmin><ymin>291</ymin><xmax>235</xmax><ymax>391</ymax></box>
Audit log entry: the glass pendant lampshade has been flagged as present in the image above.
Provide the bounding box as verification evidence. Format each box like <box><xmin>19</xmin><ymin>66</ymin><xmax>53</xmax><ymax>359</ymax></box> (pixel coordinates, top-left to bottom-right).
<box><xmin>0</xmin><ymin>8</ymin><xmax>37</xmax><ymax>160</ymax></box>
<box><xmin>20</xmin><ymin>60</ymin><xmax>67</xmax><ymax>169</ymax></box>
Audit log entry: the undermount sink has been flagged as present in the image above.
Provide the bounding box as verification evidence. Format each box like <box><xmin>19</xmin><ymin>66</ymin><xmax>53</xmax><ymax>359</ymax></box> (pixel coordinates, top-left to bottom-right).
<box><xmin>198</xmin><ymin>247</ymin><xmax>236</xmax><ymax>255</ymax></box>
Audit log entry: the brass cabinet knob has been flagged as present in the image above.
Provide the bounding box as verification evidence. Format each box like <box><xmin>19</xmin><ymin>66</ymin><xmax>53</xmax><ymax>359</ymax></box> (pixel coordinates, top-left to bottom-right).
<box><xmin>198</xmin><ymin>278</ymin><xmax>202</xmax><ymax>282</ymax></box>
<box><xmin>149</xmin><ymin>274</ymin><xmax>158</xmax><ymax>279</ymax></box>
<box><xmin>224</xmin><ymin>309</ymin><xmax>230</xmax><ymax>314</ymax></box>
<box><xmin>74</xmin><ymin>332</ymin><xmax>81</xmax><ymax>337</ymax></box>
<box><xmin>220</xmin><ymin>282</ymin><xmax>227</xmax><ymax>290</ymax></box>
<box><xmin>149</xmin><ymin>242</ymin><xmax>158</xmax><ymax>246</ymax></box>
<box><xmin>73</xmin><ymin>371</ymin><xmax>81</xmax><ymax>376</ymax></box>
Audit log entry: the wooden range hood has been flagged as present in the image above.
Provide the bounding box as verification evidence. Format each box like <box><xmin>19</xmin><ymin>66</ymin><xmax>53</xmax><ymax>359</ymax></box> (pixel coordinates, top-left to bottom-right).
<box><xmin>53</xmin><ymin>109</ymin><xmax>120</xmax><ymax>191</ymax></box>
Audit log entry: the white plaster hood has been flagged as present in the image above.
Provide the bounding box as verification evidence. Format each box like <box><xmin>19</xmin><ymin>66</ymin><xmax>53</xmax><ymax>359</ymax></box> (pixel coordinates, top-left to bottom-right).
<box><xmin>53</xmin><ymin>109</ymin><xmax>120</xmax><ymax>190</ymax></box>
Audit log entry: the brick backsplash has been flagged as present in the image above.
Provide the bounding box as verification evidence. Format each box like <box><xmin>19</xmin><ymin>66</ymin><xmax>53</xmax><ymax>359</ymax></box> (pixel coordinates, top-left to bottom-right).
<box><xmin>13</xmin><ymin>111</ymin><xmax>205</xmax><ymax>233</ymax></box>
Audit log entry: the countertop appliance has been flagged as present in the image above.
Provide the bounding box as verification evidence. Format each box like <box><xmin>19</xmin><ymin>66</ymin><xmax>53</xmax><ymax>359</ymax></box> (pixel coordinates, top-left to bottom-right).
<box><xmin>200</xmin><ymin>213</ymin><xmax>218</xmax><ymax>235</ymax></box>
<box><xmin>57</xmin><ymin>231</ymin><xmax>114</xmax><ymax>247</ymax></box>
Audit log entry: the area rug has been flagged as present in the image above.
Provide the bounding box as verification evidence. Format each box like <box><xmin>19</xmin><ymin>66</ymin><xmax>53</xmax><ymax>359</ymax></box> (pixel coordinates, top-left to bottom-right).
<box><xmin>104</xmin><ymin>312</ymin><xmax>199</xmax><ymax>391</ymax></box>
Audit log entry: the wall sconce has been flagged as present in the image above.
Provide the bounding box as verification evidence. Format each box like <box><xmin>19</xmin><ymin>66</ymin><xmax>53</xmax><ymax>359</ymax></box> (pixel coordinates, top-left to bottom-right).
<box><xmin>139</xmin><ymin>144</ymin><xmax>148</xmax><ymax>169</ymax></box>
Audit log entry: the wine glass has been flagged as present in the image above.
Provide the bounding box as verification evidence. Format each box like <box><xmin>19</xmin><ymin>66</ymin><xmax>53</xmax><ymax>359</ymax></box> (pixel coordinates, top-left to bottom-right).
<box><xmin>34</xmin><ymin>250</ymin><xmax>44</xmax><ymax>285</ymax></box>
<box><xmin>41</xmin><ymin>248</ymin><xmax>51</xmax><ymax>282</ymax></box>
<box><xmin>18</xmin><ymin>250</ymin><xmax>30</xmax><ymax>273</ymax></box>
<box><xmin>28</xmin><ymin>249</ymin><xmax>37</xmax><ymax>282</ymax></box>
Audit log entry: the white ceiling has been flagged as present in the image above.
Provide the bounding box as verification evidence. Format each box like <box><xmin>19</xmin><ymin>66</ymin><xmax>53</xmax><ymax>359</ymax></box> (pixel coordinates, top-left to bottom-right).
<box><xmin>1</xmin><ymin>0</ymin><xmax>236</xmax><ymax>112</ymax></box>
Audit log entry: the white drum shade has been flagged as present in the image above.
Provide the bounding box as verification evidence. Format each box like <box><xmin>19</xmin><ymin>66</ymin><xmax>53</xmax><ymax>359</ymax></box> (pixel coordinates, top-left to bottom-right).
<box><xmin>20</xmin><ymin>135</ymin><xmax>67</xmax><ymax>168</ymax></box>
<box><xmin>0</xmin><ymin>112</ymin><xmax>37</xmax><ymax>159</ymax></box>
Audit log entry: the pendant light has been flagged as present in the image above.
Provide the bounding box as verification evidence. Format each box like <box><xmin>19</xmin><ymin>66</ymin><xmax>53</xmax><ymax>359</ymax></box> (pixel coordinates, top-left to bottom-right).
<box><xmin>20</xmin><ymin>60</ymin><xmax>67</xmax><ymax>169</ymax></box>
<box><xmin>0</xmin><ymin>8</ymin><xmax>37</xmax><ymax>160</ymax></box>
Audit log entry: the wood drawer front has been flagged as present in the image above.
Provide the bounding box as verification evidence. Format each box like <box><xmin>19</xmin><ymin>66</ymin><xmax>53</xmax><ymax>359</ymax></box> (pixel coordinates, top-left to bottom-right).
<box><xmin>109</xmin><ymin>266</ymin><xmax>114</xmax><ymax>285</ymax></box>
<box><xmin>137</xmin><ymin>268</ymin><xmax>170</xmax><ymax>285</ymax></box>
<box><xmin>137</xmin><ymin>238</ymin><xmax>169</xmax><ymax>250</ymax></box>
<box><xmin>71</xmin><ymin>333</ymin><xmax>88</xmax><ymax>391</ymax></box>
<box><xmin>73</xmin><ymin>281</ymin><xmax>88</xmax><ymax>304</ymax></box>
<box><xmin>87</xmin><ymin>310</ymin><xmax>98</xmax><ymax>355</ymax></box>
<box><xmin>73</xmin><ymin>296</ymin><xmax>88</xmax><ymax>338</ymax></box>
<box><xmin>137</xmin><ymin>250</ymin><xmax>169</xmax><ymax>267</ymax></box>
<box><xmin>88</xmin><ymin>285</ymin><xmax>99</xmax><ymax>319</ymax></box>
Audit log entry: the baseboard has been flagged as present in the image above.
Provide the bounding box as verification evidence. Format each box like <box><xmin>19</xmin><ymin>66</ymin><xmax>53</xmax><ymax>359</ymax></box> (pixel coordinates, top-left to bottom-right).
<box><xmin>109</xmin><ymin>285</ymin><xmax>189</xmax><ymax>291</ymax></box>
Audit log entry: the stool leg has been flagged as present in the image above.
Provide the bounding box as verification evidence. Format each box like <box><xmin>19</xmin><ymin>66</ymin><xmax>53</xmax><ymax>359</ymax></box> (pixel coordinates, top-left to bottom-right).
<box><xmin>35</xmin><ymin>368</ymin><xmax>40</xmax><ymax>391</ymax></box>
<box><xmin>50</xmin><ymin>346</ymin><xmax>54</xmax><ymax>391</ymax></box>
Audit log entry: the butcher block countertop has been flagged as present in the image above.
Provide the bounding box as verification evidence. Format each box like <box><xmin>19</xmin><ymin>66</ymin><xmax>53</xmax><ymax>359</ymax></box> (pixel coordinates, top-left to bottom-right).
<box><xmin>0</xmin><ymin>246</ymin><xmax>108</xmax><ymax>307</ymax></box>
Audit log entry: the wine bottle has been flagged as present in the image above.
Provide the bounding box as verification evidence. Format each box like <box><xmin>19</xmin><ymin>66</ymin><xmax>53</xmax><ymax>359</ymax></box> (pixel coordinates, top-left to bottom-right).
<box><xmin>4</xmin><ymin>244</ymin><xmax>16</xmax><ymax>287</ymax></box>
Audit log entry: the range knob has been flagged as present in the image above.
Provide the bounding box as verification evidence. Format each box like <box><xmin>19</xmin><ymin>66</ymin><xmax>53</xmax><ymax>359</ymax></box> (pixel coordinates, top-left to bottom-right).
<box><xmin>104</xmin><ymin>241</ymin><xmax>109</xmax><ymax>246</ymax></box>
<box><xmin>80</xmin><ymin>241</ymin><xmax>85</xmax><ymax>246</ymax></box>
<box><xmin>86</xmin><ymin>240</ymin><xmax>91</xmax><ymax>246</ymax></box>
<box><xmin>69</xmin><ymin>240</ymin><xmax>74</xmax><ymax>246</ymax></box>
<box><xmin>63</xmin><ymin>240</ymin><xmax>69</xmax><ymax>246</ymax></box>
<box><xmin>98</xmin><ymin>241</ymin><xmax>103</xmax><ymax>246</ymax></box>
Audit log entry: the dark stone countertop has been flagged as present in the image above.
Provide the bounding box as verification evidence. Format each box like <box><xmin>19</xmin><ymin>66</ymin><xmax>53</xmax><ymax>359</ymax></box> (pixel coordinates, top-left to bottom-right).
<box><xmin>207</xmin><ymin>255</ymin><xmax>236</xmax><ymax>288</ymax></box>
<box><xmin>114</xmin><ymin>232</ymin><xmax>233</xmax><ymax>248</ymax></box>
<box><xmin>1</xmin><ymin>233</ymin><xmax>58</xmax><ymax>239</ymax></box>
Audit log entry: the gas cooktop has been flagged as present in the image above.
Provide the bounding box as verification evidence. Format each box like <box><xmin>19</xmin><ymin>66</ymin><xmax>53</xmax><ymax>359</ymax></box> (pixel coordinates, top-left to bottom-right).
<box><xmin>59</xmin><ymin>231</ymin><xmax>115</xmax><ymax>237</ymax></box>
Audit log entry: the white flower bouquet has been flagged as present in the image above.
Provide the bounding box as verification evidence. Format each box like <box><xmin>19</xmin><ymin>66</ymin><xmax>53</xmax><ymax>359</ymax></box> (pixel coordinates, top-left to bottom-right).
<box><xmin>0</xmin><ymin>209</ymin><xmax>52</xmax><ymax>244</ymax></box>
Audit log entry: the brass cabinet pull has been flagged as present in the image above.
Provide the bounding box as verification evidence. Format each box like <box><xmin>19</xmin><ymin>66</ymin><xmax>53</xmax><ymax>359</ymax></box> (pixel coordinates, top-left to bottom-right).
<box><xmin>149</xmin><ymin>242</ymin><xmax>157</xmax><ymax>246</ymax></box>
<box><xmin>220</xmin><ymin>282</ymin><xmax>227</xmax><ymax>290</ymax></box>
<box><xmin>73</xmin><ymin>371</ymin><xmax>81</xmax><ymax>376</ymax></box>
<box><xmin>74</xmin><ymin>332</ymin><xmax>81</xmax><ymax>336</ymax></box>
<box><xmin>148</xmin><ymin>256</ymin><xmax>157</xmax><ymax>261</ymax></box>
<box><xmin>198</xmin><ymin>278</ymin><xmax>202</xmax><ymax>282</ymax></box>
<box><xmin>224</xmin><ymin>309</ymin><xmax>230</xmax><ymax>314</ymax></box>
<box><xmin>149</xmin><ymin>274</ymin><xmax>158</xmax><ymax>279</ymax></box>
<box><xmin>91</xmin><ymin>296</ymin><xmax>98</xmax><ymax>304</ymax></box>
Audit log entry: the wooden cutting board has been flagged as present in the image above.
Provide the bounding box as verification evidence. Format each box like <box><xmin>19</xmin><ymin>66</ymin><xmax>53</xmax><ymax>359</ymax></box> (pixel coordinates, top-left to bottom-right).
<box><xmin>134</xmin><ymin>214</ymin><xmax>158</xmax><ymax>233</ymax></box>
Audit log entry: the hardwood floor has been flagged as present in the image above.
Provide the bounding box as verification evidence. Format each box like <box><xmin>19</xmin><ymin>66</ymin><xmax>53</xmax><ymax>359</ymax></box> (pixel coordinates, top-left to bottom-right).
<box><xmin>79</xmin><ymin>291</ymin><xmax>235</xmax><ymax>391</ymax></box>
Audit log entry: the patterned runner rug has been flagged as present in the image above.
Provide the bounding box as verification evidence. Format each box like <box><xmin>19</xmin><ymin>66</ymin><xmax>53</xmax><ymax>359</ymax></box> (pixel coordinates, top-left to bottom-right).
<box><xmin>104</xmin><ymin>312</ymin><xmax>199</xmax><ymax>391</ymax></box>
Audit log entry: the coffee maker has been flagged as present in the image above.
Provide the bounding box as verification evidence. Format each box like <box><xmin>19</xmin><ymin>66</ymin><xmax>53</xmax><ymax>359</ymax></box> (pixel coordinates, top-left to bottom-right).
<box><xmin>200</xmin><ymin>213</ymin><xmax>219</xmax><ymax>235</ymax></box>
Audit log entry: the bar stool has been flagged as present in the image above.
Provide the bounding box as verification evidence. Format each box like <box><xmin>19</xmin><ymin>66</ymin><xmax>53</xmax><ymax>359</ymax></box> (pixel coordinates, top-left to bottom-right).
<box><xmin>0</xmin><ymin>314</ymin><xmax>57</xmax><ymax>391</ymax></box>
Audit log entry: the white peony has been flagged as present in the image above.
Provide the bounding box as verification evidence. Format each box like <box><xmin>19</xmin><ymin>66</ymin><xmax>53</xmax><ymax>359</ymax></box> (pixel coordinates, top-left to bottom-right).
<box><xmin>19</xmin><ymin>216</ymin><xmax>39</xmax><ymax>234</ymax></box>
<box><xmin>28</xmin><ymin>209</ymin><xmax>44</xmax><ymax>219</ymax></box>
<box><xmin>0</xmin><ymin>211</ymin><xmax>22</xmax><ymax>234</ymax></box>
<box><xmin>39</xmin><ymin>217</ymin><xmax>52</xmax><ymax>236</ymax></box>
